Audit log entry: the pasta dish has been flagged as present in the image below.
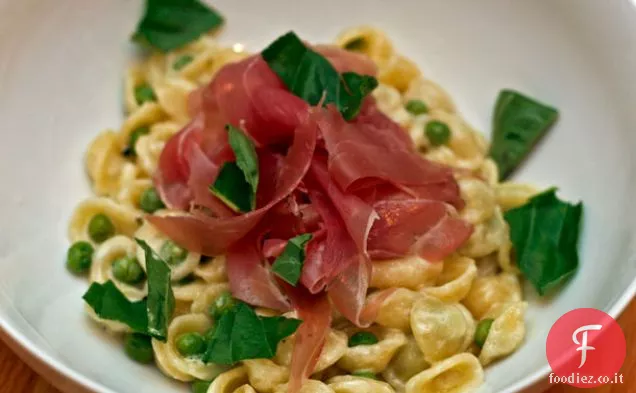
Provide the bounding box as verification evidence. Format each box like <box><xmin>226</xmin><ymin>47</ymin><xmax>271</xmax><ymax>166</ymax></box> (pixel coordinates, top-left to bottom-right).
<box><xmin>65</xmin><ymin>1</ymin><xmax>583</xmax><ymax>392</ymax></box>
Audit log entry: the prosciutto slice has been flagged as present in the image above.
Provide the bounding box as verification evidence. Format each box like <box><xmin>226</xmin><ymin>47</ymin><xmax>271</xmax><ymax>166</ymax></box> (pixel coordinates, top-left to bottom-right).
<box><xmin>316</xmin><ymin>107</ymin><xmax>458</xmax><ymax>197</ymax></box>
<box><xmin>149</xmin><ymin>113</ymin><xmax>318</xmax><ymax>255</ymax></box>
<box><xmin>226</xmin><ymin>236</ymin><xmax>291</xmax><ymax>311</ymax></box>
<box><xmin>367</xmin><ymin>199</ymin><xmax>473</xmax><ymax>261</ymax></box>
<box><xmin>287</xmin><ymin>288</ymin><xmax>332</xmax><ymax>393</ymax></box>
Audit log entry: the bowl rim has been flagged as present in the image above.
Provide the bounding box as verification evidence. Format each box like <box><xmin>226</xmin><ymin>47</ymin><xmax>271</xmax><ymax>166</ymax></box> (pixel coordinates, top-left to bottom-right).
<box><xmin>2</xmin><ymin>274</ymin><xmax>636</xmax><ymax>393</ymax></box>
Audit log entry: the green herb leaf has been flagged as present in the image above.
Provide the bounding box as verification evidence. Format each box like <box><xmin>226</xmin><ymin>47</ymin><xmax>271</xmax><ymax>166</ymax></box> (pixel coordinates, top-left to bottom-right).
<box><xmin>210</xmin><ymin>162</ymin><xmax>254</xmax><ymax>213</ymax></box>
<box><xmin>210</xmin><ymin>126</ymin><xmax>260</xmax><ymax>212</ymax></box>
<box><xmin>504</xmin><ymin>188</ymin><xmax>583</xmax><ymax>296</ymax></box>
<box><xmin>227</xmin><ymin>125</ymin><xmax>259</xmax><ymax>199</ymax></box>
<box><xmin>489</xmin><ymin>90</ymin><xmax>559</xmax><ymax>180</ymax></box>
<box><xmin>204</xmin><ymin>302</ymin><xmax>301</xmax><ymax>365</ymax></box>
<box><xmin>261</xmin><ymin>31</ymin><xmax>378</xmax><ymax>120</ymax></box>
<box><xmin>136</xmin><ymin>239</ymin><xmax>175</xmax><ymax>341</ymax></box>
<box><xmin>271</xmin><ymin>234</ymin><xmax>313</xmax><ymax>286</ymax></box>
<box><xmin>340</xmin><ymin>72</ymin><xmax>378</xmax><ymax>120</ymax></box>
<box><xmin>83</xmin><ymin>281</ymin><xmax>148</xmax><ymax>333</ymax></box>
<box><xmin>133</xmin><ymin>0</ymin><xmax>224</xmax><ymax>52</ymax></box>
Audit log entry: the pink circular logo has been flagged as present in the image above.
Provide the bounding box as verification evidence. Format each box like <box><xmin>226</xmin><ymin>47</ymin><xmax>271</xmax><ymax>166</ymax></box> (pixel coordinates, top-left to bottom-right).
<box><xmin>546</xmin><ymin>308</ymin><xmax>625</xmax><ymax>388</ymax></box>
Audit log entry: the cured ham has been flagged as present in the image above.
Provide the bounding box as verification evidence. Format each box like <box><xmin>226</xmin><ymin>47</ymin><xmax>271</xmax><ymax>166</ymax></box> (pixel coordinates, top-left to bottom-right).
<box><xmin>150</xmin><ymin>38</ymin><xmax>474</xmax><ymax>393</ymax></box>
<box><xmin>149</xmin><ymin>111</ymin><xmax>318</xmax><ymax>255</ymax></box>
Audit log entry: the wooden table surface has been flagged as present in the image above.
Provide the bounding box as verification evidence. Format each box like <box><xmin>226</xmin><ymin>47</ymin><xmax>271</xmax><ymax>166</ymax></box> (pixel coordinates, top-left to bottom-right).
<box><xmin>2</xmin><ymin>302</ymin><xmax>636</xmax><ymax>393</ymax></box>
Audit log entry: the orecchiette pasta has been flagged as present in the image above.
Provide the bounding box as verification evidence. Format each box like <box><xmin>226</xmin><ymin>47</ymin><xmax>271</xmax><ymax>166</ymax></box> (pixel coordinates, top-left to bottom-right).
<box><xmin>458</xmin><ymin>177</ymin><xmax>497</xmax><ymax>225</ymax></box>
<box><xmin>276</xmin><ymin>330</ymin><xmax>348</xmax><ymax>374</ymax></box>
<box><xmin>68</xmin><ymin>197</ymin><xmax>140</xmax><ymax>243</ymax></box>
<box><xmin>243</xmin><ymin>359</ymin><xmax>290</xmax><ymax>393</ymax></box>
<box><xmin>404</xmin><ymin>77</ymin><xmax>456</xmax><ymax>113</ymax></box>
<box><xmin>154</xmin><ymin>78</ymin><xmax>197</xmax><ymax>124</ymax></box>
<box><xmin>172</xmin><ymin>279</ymin><xmax>208</xmax><ymax>302</ymax></box>
<box><xmin>152</xmin><ymin>314</ymin><xmax>226</xmax><ymax>381</ymax></box>
<box><xmin>124</xmin><ymin>64</ymin><xmax>145</xmax><ymax>113</ymax></box>
<box><xmin>208</xmin><ymin>366</ymin><xmax>250</xmax><ymax>393</ymax></box>
<box><xmin>479</xmin><ymin>302</ymin><xmax>527</xmax><ymax>366</ymax></box>
<box><xmin>136</xmin><ymin>121</ymin><xmax>181</xmax><ymax>176</ymax></box>
<box><xmin>135</xmin><ymin>214</ymin><xmax>202</xmax><ymax>281</ymax></box>
<box><xmin>334</xmin><ymin>26</ymin><xmax>394</xmax><ymax>66</ymax></box>
<box><xmin>84</xmin><ymin>130</ymin><xmax>127</xmax><ymax>196</ymax></box>
<box><xmin>84</xmin><ymin>304</ymin><xmax>132</xmax><ymax>334</ymax></box>
<box><xmin>459</xmin><ymin>207</ymin><xmax>508</xmax><ymax>259</ymax></box>
<box><xmin>425</xmin><ymin>110</ymin><xmax>487</xmax><ymax>170</ymax></box>
<box><xmin>194</xmin><ymin>255</ymin><xmax>228</xmax><ymax>283</ymax></box>
<box><xmin>116</xmin><ymin>177</ymin><xmax>153</xmax><ymax>209</ymax></box>
<box><xmin>410</xmin><ymin>295</ymin><xmax>475</xmax><ymax>364</ymax></box>
<box><xmin>462</xmin><ymin>273</ymin><xmax>522</xmax><ymax>320</ymax></box>
<box><xmin>382</xmin><ymin>337</ymin><xmax>429</xmax><ymax>392</ymax></box>
<box><xmin>373</xmin><ymin>288</ymin><xmax>418</xmax><ymax>332</ymax></box>
<box><xmin>117</xmin><ymin>102</ymin><xmax>165</xmax><ymax>147</ymax></box>
<box><xmin>421</xmin><ymin>256</ymin><xmax>477</xmax><ymax>303</ymax></box>
<box><xmin>233</xmin><ymin>385</ymin><xmax>258</xmax><ymax>393</ymax></box>
<box><xmin>495</xmin><ymin>182</ymin><xmax>540</xmax><ymax>211</ymax></box>
<box><xmin>328</xmin><ymin>376</ymin><xmax>396</xmax><ymax>393</ymax></box>
<box><xmin>274</xmin><ymin>380</ymin><xmax>335</xmax><ymax>393</ymax></box>
<box><xmin>405</xmin><ymin>353</ymin><xmax>484</xmax><ymax>393</ymax></box>
<box><xmin>337</xmin><ymin>327</ymin><xmax>407</xmax><ymax>373</ymax></box>
<box><xmin>378</xmin><ymin>55</ymin><xmax>421</xmax><ymax>93</ymax></box>
<box><xmin>90</xmin><ymin>235</ymin><xmax>147</xmax><ymax>300</ymax></box>
<box><xmin>190</xmin><ymin>282</ymin><xmax>231</xmax><ymax>314</ymax></box>
<box><xmin>371</xmin><ymin>256</ymin><xmax>443</xmax><ymax>290</ymax></box>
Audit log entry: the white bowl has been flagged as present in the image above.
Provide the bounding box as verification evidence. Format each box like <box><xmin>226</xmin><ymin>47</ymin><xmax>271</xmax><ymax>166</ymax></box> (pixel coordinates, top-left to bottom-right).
<box><xmin>2</xmin><ymin>0</ymin><xmax>636</xmax><ymax>392</ymax></box>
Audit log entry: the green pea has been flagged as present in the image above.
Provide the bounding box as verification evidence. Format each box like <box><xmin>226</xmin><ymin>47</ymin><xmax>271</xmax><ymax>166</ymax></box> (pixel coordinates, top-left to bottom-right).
<box><xmin>139</xmin><ymin>187</ymin><xmax>165</xmax><ymax>213</ymax></box>
<box><xmin>160</xmin><ymin>240</ymin><xmax>188</xmax><ymax>266</ymax></box>
<box><xmin>173</xmin><ymin>55</ymin><xmax>194</xmax><ymax>71</ymax></box>
<box><xmin>112</xmin><ymin>256</ymin><xmax>145</xmax><ymax>284</ymax></box>
<box><xmin>208</xmin><ymin>291</ymin><xmax>236</xmax><ymax>320</ymax></box>
<box><xmin>344</xmin><ymin>37</ymin><xmax>366</xmax><ymax>51</ymax></box>
<box><xmin>66</xmin><ymin>241</ymin><xmax>94</xmax><ymax>275</ymax></box>
<box><xmin>88</xmin><ymin>213</ymin><xmax>115</xmax><ymax>243</ymax></box>
<box><xmin>134</xmin><ymin>83</ymin><xmax>156</xmax><ymax>105</ymax></box>
<box><xmin>474</xmin><ymin>318</ymin><xmax>495</xmax><ymax>348</ymax></box>
<box><xmin>405</xmin><ymin>99</ymin><xmax>429</xmax><ymax>115</ymax></box>
<box><xmin>176</xmin><ymin>332</ymin><xmax>206</xmax><ymax>357</ymax></box>
<box><xmin>122</xmin><ymin>126</ymin><xmax>150</xmax><ymax>157</ymax></box>
<box><xmin>351</xmin><ymin>370</ymin><xmax>377</xmax><ymax>379</ymax></box>
<box><xmin>425</xmin><ymin>120</ymin><xmax>451</xmax><ymax>146</ymax></box>
<box><xmin>348</xmin><ymin>332</ymin><xmax>379</xmax><ymax>347</ymax></box>
<box><xmin>191</xmin><ymin>380</ymin><xmax>213</xmax><ymax>393</ymax></box>
<box><xmin>124</xmin><ymin>333</ymin><xmax>154</xmax><ymax>364</ymax></box>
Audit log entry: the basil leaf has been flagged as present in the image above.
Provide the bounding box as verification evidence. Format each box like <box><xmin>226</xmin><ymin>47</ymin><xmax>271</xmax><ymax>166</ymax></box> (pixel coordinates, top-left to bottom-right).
<box><xmin>227</xmin><ymin>125</ymin><xmax>259</xmax><ymax>200</ymax></box>
<box><xmin>504</xmin><ymin>188</ymin><xmax>583</xmax><ymax>296</ymax></box>
<box><xmin>339</xmin><ymin>72</ymin><xmax>378</xmax><ymax>120</ymax></box>
<box><xmin>210</xmin><ymin>162</ymin><xmax>254</xmax><ymax>213</ymax></box>
<box><xmin>204</xmin><ymin>310</ymin><xmax>235</xmax><ymax>364</ymax></box>
<box><xmin>136</xmin><ymin>239</ymin><xmax>175</xmax><ymax>341</ymax></box>
<box><xmin>261</xmin><ymin>31</ymin><xmax>378</xmax><ymax>120</ymax></box>
<box><xmin>133</xmin><ymin>0</ymin><xmax>224</xmax><ymax>52</ymax></box>
<box><xmin>489</xmin><ymin>90</ymin><xmax>559</xmax><ymax>180</ymax></box>
<box><xmin>210</xmin><ymin>126</ymin><xmax>259</xmax><ymax>212</ymax></box>
<box><xmin>204</xmin><ymin>302</ymin><xmax>301</xmax><ymax>364</ymax></box>
<box><xmin>83</xmin><ymin>281</ymin><xmax>148</xmax><ymax>333</ymax></box>
<box><xmin>271</xmin><ymin>234</ymin><xmax>313</xmax><ymax>286</ymax></box>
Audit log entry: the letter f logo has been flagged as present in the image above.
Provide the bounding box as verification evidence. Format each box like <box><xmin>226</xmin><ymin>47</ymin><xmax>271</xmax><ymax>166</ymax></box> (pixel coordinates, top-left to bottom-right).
<box><xmin>572</xmin><ymin>324</ymin><xmax>603</xmax><ymax>368</ymax></box>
